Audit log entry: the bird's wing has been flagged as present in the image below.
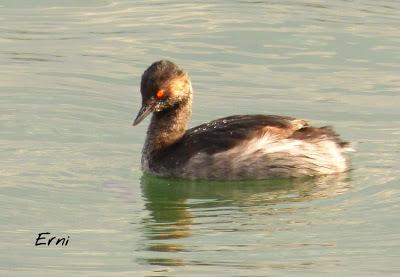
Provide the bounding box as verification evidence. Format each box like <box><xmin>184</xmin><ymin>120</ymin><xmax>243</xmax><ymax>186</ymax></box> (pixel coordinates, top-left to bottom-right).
<box><xmin>152</xmin><ymin>114</ymin><xmax>309</xmax><ymax>168</ymax></box>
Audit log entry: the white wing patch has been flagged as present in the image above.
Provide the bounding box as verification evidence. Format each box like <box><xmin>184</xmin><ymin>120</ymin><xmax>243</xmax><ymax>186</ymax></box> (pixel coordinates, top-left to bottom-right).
<box><xmin>184</xmin><ymin>133</ymin><xmax>349</xmax><ymax>179</ymax></box>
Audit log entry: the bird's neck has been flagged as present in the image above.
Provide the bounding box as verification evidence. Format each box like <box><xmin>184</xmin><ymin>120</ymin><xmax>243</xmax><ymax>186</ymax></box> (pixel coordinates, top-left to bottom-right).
<box><xmin>143</xmin><ymin>95</ymin><xmax>192</xmax><ymax>155</ymax></box>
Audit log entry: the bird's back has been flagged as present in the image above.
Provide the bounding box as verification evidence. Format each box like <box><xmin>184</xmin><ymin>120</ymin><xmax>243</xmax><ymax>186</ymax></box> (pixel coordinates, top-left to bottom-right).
<box><xmin>143</xmin><ymin>115</ymin><xmax>351</xmax><ymax>180</ymax></box>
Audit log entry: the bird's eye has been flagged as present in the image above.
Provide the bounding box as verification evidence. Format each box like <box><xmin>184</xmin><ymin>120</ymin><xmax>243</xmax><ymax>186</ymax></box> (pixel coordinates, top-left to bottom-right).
<box><xmin>155</xmin><ymin>89</ymin><xmax>165</xmax><ymax>100</ymax></box>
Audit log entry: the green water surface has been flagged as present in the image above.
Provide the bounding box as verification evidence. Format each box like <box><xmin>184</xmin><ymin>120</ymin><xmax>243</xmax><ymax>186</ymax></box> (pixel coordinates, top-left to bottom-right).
<box><xmin>1</xmin><ymin>0</ymin><xmax>400</xmax><ymax>276</ymax></box>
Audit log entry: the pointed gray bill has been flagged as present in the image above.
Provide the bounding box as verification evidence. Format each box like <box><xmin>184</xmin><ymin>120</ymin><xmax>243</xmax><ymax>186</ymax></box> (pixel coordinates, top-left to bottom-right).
<box><xmin>133</xmin><ymin>102</ymin><xmax>156</xmax><ymax>126</ymax></box>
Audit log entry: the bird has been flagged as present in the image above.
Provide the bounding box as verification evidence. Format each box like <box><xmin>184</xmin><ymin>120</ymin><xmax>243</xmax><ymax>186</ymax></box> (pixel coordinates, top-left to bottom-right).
<box><xmin>133</xmin><ymin>60</ymin><xmax>351</xmax><ymax>180</ymax></box>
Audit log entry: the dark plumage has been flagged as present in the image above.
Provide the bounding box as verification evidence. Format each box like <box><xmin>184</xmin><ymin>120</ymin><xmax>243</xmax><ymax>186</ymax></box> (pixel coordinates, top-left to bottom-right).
<box><xmin>133</xmin><ymin>60</ymin><xmax>351</xmax><ymax>180</ymax></box>
<box><xmin>140</xmin><ymin>60</ymin><xmax>184</xmax><ymax>103</ymax></box>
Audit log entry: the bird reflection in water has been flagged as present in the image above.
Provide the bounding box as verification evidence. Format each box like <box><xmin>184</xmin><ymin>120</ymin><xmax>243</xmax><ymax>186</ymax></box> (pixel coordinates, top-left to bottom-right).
<box><xmin>139</xmin><ymin>173</ymin><xmax>350</xmax><ymax>267</ymax></box>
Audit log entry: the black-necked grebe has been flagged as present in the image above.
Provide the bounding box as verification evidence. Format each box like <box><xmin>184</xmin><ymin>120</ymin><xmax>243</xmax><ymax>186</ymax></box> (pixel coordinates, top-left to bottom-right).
<box><xmin>133</xmin><ymin>60</ymin><xmax>351</xmax><ymax>180</ymax></box>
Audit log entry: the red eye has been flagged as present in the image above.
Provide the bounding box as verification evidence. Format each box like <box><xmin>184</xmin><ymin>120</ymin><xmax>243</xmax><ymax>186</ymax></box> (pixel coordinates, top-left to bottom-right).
<box><xmin>156</xmin><ymin>89</ymin><xmax>165</xmax><ymax>99</ymax></box>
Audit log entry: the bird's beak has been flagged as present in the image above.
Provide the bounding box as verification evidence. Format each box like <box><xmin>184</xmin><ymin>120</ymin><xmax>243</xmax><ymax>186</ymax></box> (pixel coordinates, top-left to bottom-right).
<box><xmin>133</xmin><ymin>101</ymin><xmax>156</xmax><ymax>126</ymax></box>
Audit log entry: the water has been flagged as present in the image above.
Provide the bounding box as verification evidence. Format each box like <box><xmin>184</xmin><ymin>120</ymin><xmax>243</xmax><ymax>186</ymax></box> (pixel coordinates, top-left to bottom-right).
<box><xmin>1</xmin><ymin>0</ymin><xmax>400</xmax><ymax>276</ymax></box>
